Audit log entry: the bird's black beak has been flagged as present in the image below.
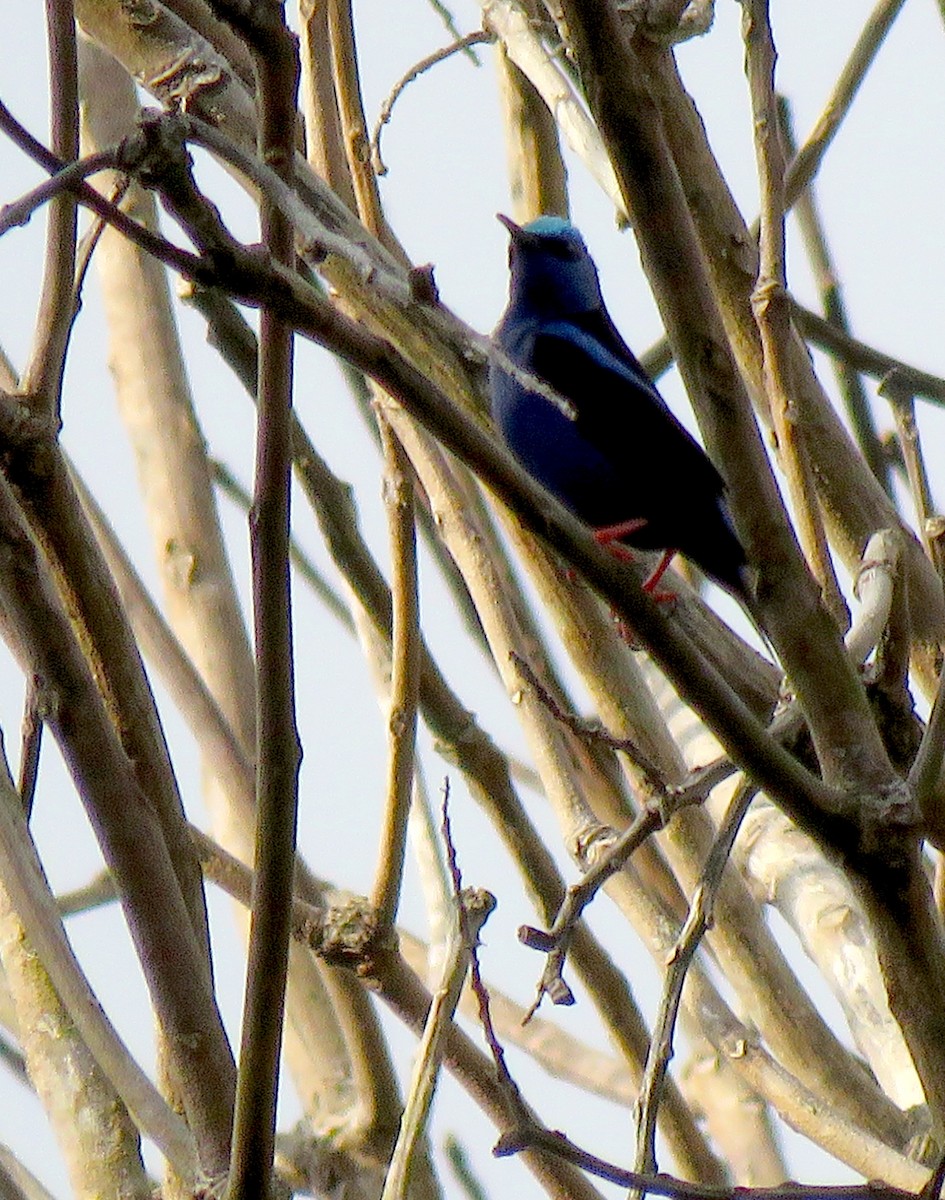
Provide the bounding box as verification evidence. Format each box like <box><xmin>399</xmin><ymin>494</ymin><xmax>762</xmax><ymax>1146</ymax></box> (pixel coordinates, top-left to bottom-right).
<box><xmin>497</xmin><ymin>213</ymin><xmax>523</xmax><ymax>238</ymax></box>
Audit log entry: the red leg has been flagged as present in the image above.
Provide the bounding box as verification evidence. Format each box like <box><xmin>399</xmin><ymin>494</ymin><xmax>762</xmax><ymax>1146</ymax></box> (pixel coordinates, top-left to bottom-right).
<box><xmin>593</xmin><ymin>519</ymin><xmax>677</xmax><ymax>605</ymax></box>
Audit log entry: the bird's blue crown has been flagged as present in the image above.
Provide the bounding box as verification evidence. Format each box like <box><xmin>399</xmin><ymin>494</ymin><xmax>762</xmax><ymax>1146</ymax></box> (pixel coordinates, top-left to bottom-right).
<box><xmin>522</xmin><ymin>216</ymin><xmax>575</xmax><ymax>236</ymax></box>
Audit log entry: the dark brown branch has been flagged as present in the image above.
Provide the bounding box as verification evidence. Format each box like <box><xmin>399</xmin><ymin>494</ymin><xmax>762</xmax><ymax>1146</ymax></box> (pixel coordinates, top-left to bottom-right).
<box><xmin>495</xmin><ymin>1123</ymin><xmax>925</xmax><ymax>1200</ymax></box>
<box><xmin>0</xmin><ymin>100</ymin><xmax>210</xmax><ymax>282</ymax></box>
<box><xmin>220</xmin><ymin>5</ymin><xmax>302</xmax><ymax>1197</ymax></box>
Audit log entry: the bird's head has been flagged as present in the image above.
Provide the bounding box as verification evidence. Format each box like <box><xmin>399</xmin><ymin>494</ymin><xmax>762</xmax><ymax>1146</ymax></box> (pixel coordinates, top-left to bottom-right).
<box><xmin>498</xmin><ymin>214</ymin><xmax>604</xmax><ymax>317</ymax></box>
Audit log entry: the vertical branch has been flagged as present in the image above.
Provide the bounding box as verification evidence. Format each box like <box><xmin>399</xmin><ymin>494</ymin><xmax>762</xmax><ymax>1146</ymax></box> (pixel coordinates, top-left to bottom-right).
<box><xmin>22</xmin><ymin>0</ymin><xmax>79</xmax><ymax>419</ymax></box>
<box><xmin>496</xmin><ymin>4</ymin><xmax>568</xmax><ymax>222</ymax></box>
<box><xmin>776</xmin><ymin>97</ymin><xmax>891</xmax><ymax>498</ymax></box>
<box><xmin>298</xmin><ymin>0</ymin><xmax>359</xmax><ymax>210</ymax></box>
<box><xmin>742</xmin><ymin>0</ymin><xmax>848</xmax><ymax>632</ymax></box>
<box><xmin>225</xmin><ymin>10</ymin><xmax>302</xmax><ymax>1199</ymax></box>
<box><xmin>885</xmin><ymin>383</ymin><xmax>945</xmax><ymax>581</ymax></box>
<box><xmin>371</xmin><ymin>416</ymin><xmax>421</xmax><ymax>931</ymax></box>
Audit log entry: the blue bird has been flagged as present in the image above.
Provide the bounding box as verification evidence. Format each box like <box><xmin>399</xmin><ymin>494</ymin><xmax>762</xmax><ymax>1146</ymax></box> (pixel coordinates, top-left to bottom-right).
<box><xmin>490</xmin><ymin>214</ymin><xmax>751</xmax><ymax>602</ymax></box>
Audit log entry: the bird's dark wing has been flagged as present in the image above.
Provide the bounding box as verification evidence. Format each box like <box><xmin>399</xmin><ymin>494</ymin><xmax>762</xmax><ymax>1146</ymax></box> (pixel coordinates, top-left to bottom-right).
<box><xmin>530</xmin><ymin>321</ymin><xmax>727</xmax><ymax>503</ymax></box>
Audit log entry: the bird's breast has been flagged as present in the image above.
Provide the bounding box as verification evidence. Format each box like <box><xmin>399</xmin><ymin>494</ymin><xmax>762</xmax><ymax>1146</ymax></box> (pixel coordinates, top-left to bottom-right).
<box><xmin>490</xmin><ymin>365</ymin><xmax>625</xmax><ymax>527</ymax></box>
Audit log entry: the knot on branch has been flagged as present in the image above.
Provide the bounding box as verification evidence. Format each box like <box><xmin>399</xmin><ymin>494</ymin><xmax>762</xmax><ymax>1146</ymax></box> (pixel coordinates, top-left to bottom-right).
<box><xmin>625</xmin><ymin>0</ymin><xmax>715</xmax><ymax>47</ymax></box>
<box><xmin>856</xmin><ymin>779</ymin><xmax>920</xmax><ymax>860</ymax></box>
<box><xmin>572</xmin><ymin>821</ymin><xmax>618</xmax><ymax>870</ymax></box>
<box><xmin>119</xmin><ymin>109</ymin><xmax>192</xmax><ymax>191</ymax></box>
<box><xmin>313</xmin><ymin>896</ymin><xmax>397</xmax><ymax>974</ymax></box>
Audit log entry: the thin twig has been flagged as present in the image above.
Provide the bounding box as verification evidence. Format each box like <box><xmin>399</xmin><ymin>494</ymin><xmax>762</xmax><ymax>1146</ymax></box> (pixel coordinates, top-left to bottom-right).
<box><xmin>380</xmin><ymin>791</ymin><xmax>495</xmax><ymax>1200</ymax></box>
<box><xmin>0</xmin><ymin>149</ymin><xmax>121</xmax><ymax>236</ymax></box>
<box><xmin>510</xmin><ymin>649</ymin><xmax>666</xmax><ymax>787</ymax></box>
<box><xmin>370</xmin><ymin>31</ymin><xmax>494</xmax><ymax>175</ymax></box>
<box><xmin>885</xmin><ymin>384</ymin><xmax>944</xmax><ymax>579</ymax></box>
<box><xmin>792</xmin><ymin>302</ymin><xmax>945</xmax><ymax>406</ymax></box>
<box><xmin>443</xmin><ymin>1136</ymin><xmax>489</xmax><ymax>1200</ymax></box>
<box><xmin>496</xmin><ymin>1123</ymin><xmax>927</xmax><ymax>1200</ymax></box>
<box><xmin>372</xmin><ymin>416</ymin><xmax>422</xmax><ymax>931</ymax></box>
<box><xmin>210</xmin><ymin>459</ymin><xmax>354</xmax><ymax>630</ymax></box>
<box><xmin>633</xmin><ymin>782</ymin><xmax>756</xmax><ymax>1178</ymax></box>
<box><xmin>519</xmin><ymin>805</ymin><xmax>663</xmax><ymax>1019</ymax></box>
<box><xmin>427</xmin><ymin>0</ymin><xmax>485</xmax><ymax>62</ymax></box>
<box><xmin>21</xmin><ymin>0</ymin><xmax>79</xmax><ymax>423</ymax></box>
<box><xmin>56</xmin><ymin>869</ymin><xmax>117</xmax><ymax>918</ymax></box>
<box><xmin>0</xmin><ymin>100</ymin><xmax>209</xmax><ymax>282</ymax></box>
<box><xmin>782</xmin><ymin>0</ymin><xmax>907</xmax><ymax>209</ymax></box>
<box><xmin>17</xmin><ymin>683</ymin><xmax>43</xmax><ymax>820</ymax></box>
<box><xmin>744</xmin><ymin>0</ymin><xmax>848</xmax><ymax>632</ymax></box>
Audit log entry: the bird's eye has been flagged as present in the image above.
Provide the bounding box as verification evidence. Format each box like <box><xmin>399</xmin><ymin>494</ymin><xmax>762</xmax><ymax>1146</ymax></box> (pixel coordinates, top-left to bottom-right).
<box><xmin>547</xmin><ymin>239</ymin><xmax>583</xmax><ymax>261</ymax></box>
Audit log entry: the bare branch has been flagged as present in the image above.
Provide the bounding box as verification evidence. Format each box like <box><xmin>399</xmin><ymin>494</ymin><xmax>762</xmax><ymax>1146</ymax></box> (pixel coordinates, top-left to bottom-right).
<box><xmin>371</xmin><ymin>417</ymin><xmax>422</xmax><ymax>931</ymax></box>
<box><xmin>21</xmin><ymin>0</ymin><xmax>79</xmax><ymax>421</ymax></box>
